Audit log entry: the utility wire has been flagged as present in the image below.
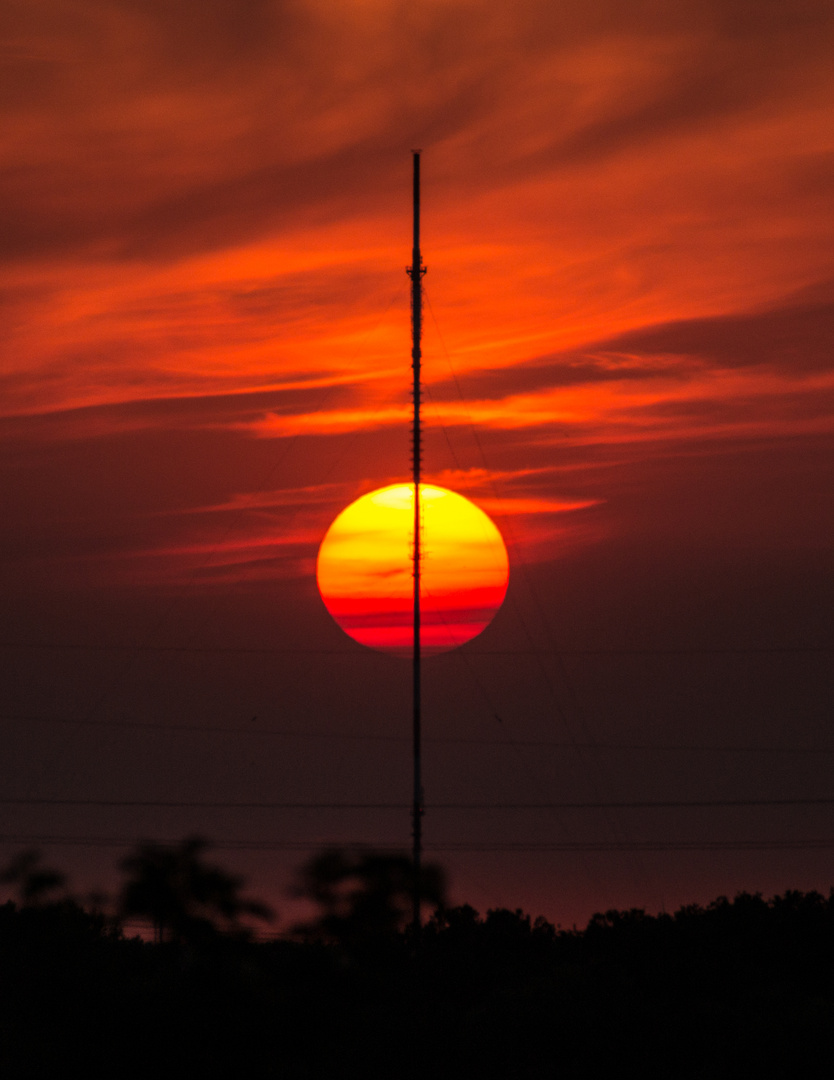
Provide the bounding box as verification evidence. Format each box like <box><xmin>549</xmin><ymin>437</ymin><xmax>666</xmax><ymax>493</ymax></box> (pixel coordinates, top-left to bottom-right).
<box><xmin>1</xmin><ymin>641</ymin><xmax>829</xmax><ymax>655</ymax></box>
<box><xmin>2</xmin><ymin>834</ymin><xmax>834</xmax><ymax>853</ymax></box>
<box><xmin>3</xmin><ymin>798</ymin><xmax>834</xmax><ymax>809</ymax></box>
<box><xmin>3</xmin><ymin>711</ymin><xmax>834</xmax><ymax>754</ymax></box>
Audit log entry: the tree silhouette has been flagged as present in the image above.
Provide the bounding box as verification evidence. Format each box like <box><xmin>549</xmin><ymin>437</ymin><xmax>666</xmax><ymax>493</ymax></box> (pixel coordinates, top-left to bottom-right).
<box><xmin>0</xmin><ymin>849</ymin><xmax>67</xmax><ymax>906</ymax></box>
<box><xmin>293</xmin><ymin>846</ymin><xmax>446</xmax><ymax>948</ymax></box>
<box><xmin>119</xmin><ymin>836</ymin><xmax>273</xmax><ymax>944</ymax></box>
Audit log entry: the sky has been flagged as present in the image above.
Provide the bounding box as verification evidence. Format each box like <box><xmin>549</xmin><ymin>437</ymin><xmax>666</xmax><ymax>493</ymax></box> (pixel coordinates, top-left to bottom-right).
<box><xmin>2</xmin><ymin>0</ymin><xmax>834</xmax><ymax>929</ymax></box>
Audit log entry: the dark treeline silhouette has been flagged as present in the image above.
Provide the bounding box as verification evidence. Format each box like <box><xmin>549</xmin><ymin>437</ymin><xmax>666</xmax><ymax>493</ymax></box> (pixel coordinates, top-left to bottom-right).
<box><xmin>2</xmin><ymin>842</ymin><xmax>834</xmax><ymax>1078</ymax></box>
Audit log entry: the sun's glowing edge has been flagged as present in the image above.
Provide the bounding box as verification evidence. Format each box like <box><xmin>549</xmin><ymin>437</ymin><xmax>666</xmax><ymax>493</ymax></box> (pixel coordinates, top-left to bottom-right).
<box><xmin>316</xmin><ymin>484</ymin><xmax>509</xmax><ymax>655</ymax></box>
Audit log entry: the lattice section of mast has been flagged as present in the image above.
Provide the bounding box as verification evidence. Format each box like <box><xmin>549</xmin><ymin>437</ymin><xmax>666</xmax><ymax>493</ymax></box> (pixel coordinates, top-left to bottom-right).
<box><xmin>406</xmin><ymin>151</ymin><xmax>427</xmax><ymax>934</ymax></box>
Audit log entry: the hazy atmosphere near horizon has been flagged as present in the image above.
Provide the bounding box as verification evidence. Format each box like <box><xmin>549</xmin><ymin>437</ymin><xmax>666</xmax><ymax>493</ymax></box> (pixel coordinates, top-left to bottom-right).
<box><xmin>2</xmin><ymin>0</ymin><xmax>834</xmax><ymax>929</ymax></box>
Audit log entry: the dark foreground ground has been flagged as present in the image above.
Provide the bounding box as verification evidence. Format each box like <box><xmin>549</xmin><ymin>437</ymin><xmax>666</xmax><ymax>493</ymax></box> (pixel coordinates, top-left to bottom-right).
<box><xmin>3</xmin><ymin>891</ymin><xmax>834</xmax><ymax>1079</ymax></box>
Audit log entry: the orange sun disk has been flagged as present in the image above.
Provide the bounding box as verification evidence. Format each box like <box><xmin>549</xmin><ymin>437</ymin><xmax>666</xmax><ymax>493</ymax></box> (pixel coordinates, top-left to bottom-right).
<box><xmin>317</xmin><ymin>484</ymin><xmax>509</xmax><ymax>656</ymax></box>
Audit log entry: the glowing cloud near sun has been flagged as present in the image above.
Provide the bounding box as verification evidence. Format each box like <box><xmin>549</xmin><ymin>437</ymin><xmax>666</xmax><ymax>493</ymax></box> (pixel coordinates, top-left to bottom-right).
<box><xmin>317</xmin><ymin>484</ymin><xmax>509</xmax><ymax>656</ymax></box>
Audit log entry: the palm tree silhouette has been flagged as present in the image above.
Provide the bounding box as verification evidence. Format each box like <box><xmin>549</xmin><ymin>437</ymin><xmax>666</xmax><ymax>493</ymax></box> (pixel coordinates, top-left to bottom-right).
<box><xmin>120</xmin><ymin>836</ymin><xmax>273</xmax><ymax>944</ymax></box>
<box><xmin>293</xmin><ymin>847</ymin><xmax>446</xmax><ymax>947</ymax></box>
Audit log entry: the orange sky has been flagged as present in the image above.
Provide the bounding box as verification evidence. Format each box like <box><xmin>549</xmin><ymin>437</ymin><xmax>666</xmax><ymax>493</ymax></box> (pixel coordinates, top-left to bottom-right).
<box><xmin>4</xmin><ymin>1</ymin><xmax>834</xmax><ymax>576</ymax></box>
<box><xmin>2</xmin><ymin>0</ymin><xmax>834</xmax><ymax>926</ymax></box>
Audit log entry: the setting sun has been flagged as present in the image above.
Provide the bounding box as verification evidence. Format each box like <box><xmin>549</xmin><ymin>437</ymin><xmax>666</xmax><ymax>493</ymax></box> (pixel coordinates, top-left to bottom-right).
<box><xmin>317</xmin><ymin>484</ymin><xmax>509</xmax><ymax>655</ymax></box>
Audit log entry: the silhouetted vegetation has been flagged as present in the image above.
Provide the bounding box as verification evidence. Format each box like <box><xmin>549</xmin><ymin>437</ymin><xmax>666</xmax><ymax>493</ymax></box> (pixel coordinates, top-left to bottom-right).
<box><xmin>3</xmin><ymin>844</ymin><xmax>834</xmax><ymax>1077</ymax></box>
<box><xmin>0</xmin><ymin>849</ymin><xmax>67</xmax><ymax>906</ymax></box>
<box><xmin>119</xmin><ymin>835</ymin><xmax>273</xmax><ymax>944</ymax></box>
<box><xmin>292</xmin><ymin>846</ymin><xmax>446</xmax><ymax>952</ymax></box>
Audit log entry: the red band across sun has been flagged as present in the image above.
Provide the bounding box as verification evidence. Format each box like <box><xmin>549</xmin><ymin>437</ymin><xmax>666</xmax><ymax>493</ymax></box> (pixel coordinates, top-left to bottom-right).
<box><xmin>317</xmin><ymin>484</ymin><xmax>509</xmax><ymax>655</ymax></box>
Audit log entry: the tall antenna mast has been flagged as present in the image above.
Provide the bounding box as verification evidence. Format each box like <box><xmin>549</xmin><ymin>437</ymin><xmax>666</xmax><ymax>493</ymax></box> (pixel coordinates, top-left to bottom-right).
<box><xmin>407</xmin><ymin>150</ymin><xmax>426</xmax><ymax>934</ymax></box>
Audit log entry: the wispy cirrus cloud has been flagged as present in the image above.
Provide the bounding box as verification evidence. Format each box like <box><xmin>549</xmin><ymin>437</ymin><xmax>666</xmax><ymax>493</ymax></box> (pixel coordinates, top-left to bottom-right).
<box><xmin>4</xmin><ymin>0</ymin><xmax>834</xmax><ymax>418</ymax></box>
<box><xmin>1</xmin><ymin>0</ymin><xmax>833</xmax><ymax>584</ymax></box>
<box><xmin>234</xmin><ymin>296</ymin><xmax>834</xmax><ymax>453</ymax></box>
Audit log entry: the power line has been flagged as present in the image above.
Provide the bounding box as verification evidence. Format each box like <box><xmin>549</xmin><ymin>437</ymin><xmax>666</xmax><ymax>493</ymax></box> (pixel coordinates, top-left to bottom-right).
<box><xmin>437</xmin><ymin>840</ymin><xmax>834</xmax><ymax>852</ymax></box>
<box><xmin>2</xmin><ymin>834</ymin><xmax>834</xmax><ymax>853</ymax></box>
<box><xmin>5</xmin><ymin>713</ymin><xmax>834</xmax><ymax>754</ymax></box>
<box><xmin>3</xmin><ymin>797</ymin><xmax>834</xmax><ymax>809</ymax></box>
<box><xmin>0</xmin><ymin>641</ymin><xmax>830</xmax><ymax>656</ymax></box>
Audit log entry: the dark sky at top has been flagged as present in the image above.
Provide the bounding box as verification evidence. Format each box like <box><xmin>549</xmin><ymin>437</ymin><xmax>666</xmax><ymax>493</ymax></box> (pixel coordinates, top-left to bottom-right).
<box><xmin>1</xmin><ymin>0</ymin><xmax>833</xmax><ymax>928</ymax></box>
